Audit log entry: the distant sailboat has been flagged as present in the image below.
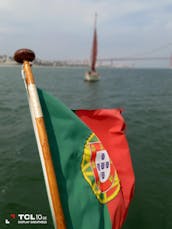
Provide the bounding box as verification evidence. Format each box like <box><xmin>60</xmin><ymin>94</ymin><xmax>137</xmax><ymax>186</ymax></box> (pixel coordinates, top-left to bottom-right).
<box><xmin>85</xmin><ymin>14</ymin><xmax>100</xmax><ymax>81</ymax></box>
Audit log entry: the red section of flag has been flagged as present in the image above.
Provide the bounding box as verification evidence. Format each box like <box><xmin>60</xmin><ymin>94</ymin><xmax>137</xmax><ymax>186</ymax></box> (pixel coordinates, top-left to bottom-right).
<box><xmin>76</xmin><ymin>109</ymin><xmax>135</xmax><ymax>229</ymax></box>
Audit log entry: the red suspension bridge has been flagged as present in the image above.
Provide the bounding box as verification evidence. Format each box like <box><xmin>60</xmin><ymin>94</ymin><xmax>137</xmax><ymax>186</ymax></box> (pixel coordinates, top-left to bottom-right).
<box><xmin>97</xmin><ymin>43</ymin><xmax>172</xmax><ymax>67</ymax></box>
<box><xmin>97</xmin><ymin>56</ymin><xmax>172</xmax><ymax>67</ymax></box>
<box><xmin>98</xmin><ymin>56</ymin><xmax>169</xmax><ymax>61</ymax></box>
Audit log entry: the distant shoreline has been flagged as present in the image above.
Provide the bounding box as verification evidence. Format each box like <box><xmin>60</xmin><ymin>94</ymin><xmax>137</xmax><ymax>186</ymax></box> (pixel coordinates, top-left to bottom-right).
<box><xmin>0</xmin><ymin>63</ymin><xmax>88</xmax><ymax>68</ymax></box>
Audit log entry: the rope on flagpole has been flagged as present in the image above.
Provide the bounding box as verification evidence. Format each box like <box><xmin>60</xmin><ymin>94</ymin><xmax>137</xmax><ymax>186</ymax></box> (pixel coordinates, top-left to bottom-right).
<box><xmin>14</xmin><ymin>49</ymin><xmax>66</xmax><ymax>229</ymax></box>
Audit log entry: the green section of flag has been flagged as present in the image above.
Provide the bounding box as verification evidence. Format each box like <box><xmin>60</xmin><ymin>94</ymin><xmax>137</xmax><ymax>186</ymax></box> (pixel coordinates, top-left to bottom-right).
<box><xmin>38</xmin><ymin>89</ymin><xmax>112</xmax><ymax>229</ymax></box>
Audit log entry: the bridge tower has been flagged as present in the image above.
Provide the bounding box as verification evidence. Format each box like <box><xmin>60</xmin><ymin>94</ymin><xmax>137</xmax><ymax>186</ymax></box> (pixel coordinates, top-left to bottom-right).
<box><xmin>170</xmin><ymin>55</ymin><xmax>172</xmax><ymax>68</ymax></box>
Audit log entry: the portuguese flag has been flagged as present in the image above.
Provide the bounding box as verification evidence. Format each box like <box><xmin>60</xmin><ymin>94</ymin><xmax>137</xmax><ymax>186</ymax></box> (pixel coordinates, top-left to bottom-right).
<box><xmin>38</xmin><ymin>88</ymin><xmax>135</xmax><ymax>229</ymax></box>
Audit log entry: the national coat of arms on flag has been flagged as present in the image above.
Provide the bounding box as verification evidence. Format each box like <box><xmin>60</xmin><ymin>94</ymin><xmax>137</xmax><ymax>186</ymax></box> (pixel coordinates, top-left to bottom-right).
<box><xmin>81</xmin><ymin>133</ymin><xmax>120</xmax><ymax>204</ymax></box>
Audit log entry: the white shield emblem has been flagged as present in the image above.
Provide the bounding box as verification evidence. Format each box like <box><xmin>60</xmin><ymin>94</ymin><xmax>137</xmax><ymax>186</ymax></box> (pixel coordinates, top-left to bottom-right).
<box><xmin>95</xmin><ymin>150</ymin><xmax>110</xmax><ymax>183</ymax></box>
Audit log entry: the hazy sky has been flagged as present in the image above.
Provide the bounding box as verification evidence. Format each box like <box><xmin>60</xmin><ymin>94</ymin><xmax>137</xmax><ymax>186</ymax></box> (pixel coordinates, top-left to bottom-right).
<box><xmin>1</xmin><ymin>0</ymin><xmax>172</xmax><ymax>66</ymax></box>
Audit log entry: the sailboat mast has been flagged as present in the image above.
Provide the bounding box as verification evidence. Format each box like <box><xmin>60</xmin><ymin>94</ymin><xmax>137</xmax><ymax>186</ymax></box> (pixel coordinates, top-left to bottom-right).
<box><xmin>91</xmin><ymin>13</ymin><xmax>98</xmax><ymax>72</ymax></box>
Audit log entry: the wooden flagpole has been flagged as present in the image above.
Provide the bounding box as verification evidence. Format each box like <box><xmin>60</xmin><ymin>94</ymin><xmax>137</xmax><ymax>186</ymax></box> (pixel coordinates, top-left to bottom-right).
<box><xmin>14</xmin><ymin>49</ymin><xmax>66</xmax><ymax>229</ymax></box>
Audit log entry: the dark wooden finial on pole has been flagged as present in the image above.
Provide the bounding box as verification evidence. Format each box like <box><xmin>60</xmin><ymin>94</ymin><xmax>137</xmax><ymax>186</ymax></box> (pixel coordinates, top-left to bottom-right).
<box><xmin>14</xmin><ymin>48</ymin><xmax>35</xmax><ymax>63</ymax></box>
